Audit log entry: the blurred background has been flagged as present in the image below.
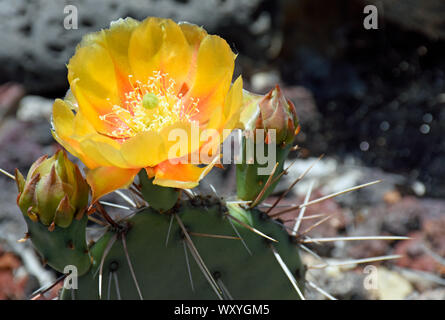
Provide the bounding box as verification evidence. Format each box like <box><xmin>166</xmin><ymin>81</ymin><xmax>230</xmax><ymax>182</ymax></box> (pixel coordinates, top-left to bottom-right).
<box><xmin>0</xmin><ymin>0</ymin><xmax>444</xmax><ymax>299</ymax></box>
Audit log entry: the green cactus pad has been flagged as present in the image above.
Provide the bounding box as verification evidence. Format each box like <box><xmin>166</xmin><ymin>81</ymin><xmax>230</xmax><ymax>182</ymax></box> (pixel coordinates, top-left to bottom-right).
<box><xmin>138</xmin><ymin>169</ymin><xmax>179</xmax><ymax>212</ymax></box>
<box><xmin>60</xmin><ymin>197</ymin><xmax>305</xmax><ymax>299</ymax></box>
<box><xmin>24</xmin><ymin>214</ymin><xmax>91</xmax><ymax>276</ymax></box>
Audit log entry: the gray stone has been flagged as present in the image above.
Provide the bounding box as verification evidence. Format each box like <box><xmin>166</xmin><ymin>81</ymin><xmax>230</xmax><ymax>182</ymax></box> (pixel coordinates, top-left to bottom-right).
<box><xmin>0</xmin><ymin>83</ymin><xmax>25</xmax><ymax>121</ymax></box>
<box><xmin>368</xmin><ymin>0</ymin><xmax>445</xmax><ymax>40</ymax></box>
<box><xmin>409</xmin><ymin>288</ymin><xmax>445</xmax><ymax>300</ymax></box>
<box><xmin>303</xmin><ymin>254</ymin><xmax>371</xmax><ymax>300</ymax></box>
<box><xmin>275</xmin><ymin>156</ymin><xmax>406</xmax><ymax>209</ymax></box>
<box><xmin>0</xmin><ymin>0</ymin><xmax>264</xmax><ymax>94</ymax></box>
<box><xmin>17</xmin><ymin>95</ymin><xmax>53</xmax><ymax>121</ymax></box>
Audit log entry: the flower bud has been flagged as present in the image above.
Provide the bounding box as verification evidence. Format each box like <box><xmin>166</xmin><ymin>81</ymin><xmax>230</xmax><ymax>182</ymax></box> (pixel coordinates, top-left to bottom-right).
<box><xmin>256</xmin><ymin>85</ymin><xmax>299</xmax><ymax>146</ymax></box>
<box><xmin>236</xmin><ymin>85</ymin><xmax>300</xmax><ymax>203</ymax></box>
<box><xmin>16</xmin><ymin>150</ymin><xmax>89</xmax><ymax>229</ymax></box>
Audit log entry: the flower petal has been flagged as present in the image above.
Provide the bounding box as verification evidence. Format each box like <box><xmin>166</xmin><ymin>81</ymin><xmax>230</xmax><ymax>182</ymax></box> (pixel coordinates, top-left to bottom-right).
<box><xmin>221</xmin><ymin>76</ymin><xmax>244</xmax><ymax>135</ymax></box>
<box><xmin>185</xmin><ymin>35</ymin><xmax>235</xmax><ymax>124</ymax></box>
<box><xmin>68</xmin><ymin>19</ymin><xmax>140</xmax><ymax>133</ymax></box>
<box><xmin>121</xmin><ymin>131</ymin><xmax>167</xmax><ymax>168</ymax></box>
<box><xmin>129</xmin><ymin>18</ymin><xmax>191</xmax><ymax>93</ymax></box>
<box><xmin>223</xmin><ymin>76</ymin><xmax>243</xmax><ymax>121</ymax></box>
<box><xmin>79</xmin><ymin>133</ymin><xmax>127</xmax><ymax>168</ymax></box>
<box><xmin>103</xmin><ymin>18</ymin><xmax>140</xmax><ymax>101</ymax></box>
<box><xmin>52</xmin><ymin>99</ymin><xmax>75</xmax><ymax>143</ymax></box>
<box><xmin>179</xmin><ymin>22</ymin><xmax>208</xmax><ymax>48</ymax></box>
<box><xmin>68</xmin><ymin>34</ymin><xmax>120</xmax><ymax>108</ymax></box>
<box><xmin>86</xmin><ymin>167</ymin><xmax>139</xmax><ymax>202</ymax></box>
<box><xmin>70</xmin><ymin>80</ymin><xmax>114</xmax><ymax>134</ymax></box>
<box><xmin>179</xmin><ymin>22</ymin><xmax>208</xmax><ymax>87</ymax></box>
<box><xmin>152</xmin><ymin>156</ymin><xmax>219</xmax><ymax>189</ymax></box>
<box><xmin>52</xmin><ymin>99</ymin><xmax>99</xmax><ymax>168</ymax></box>
<box><xmin>159</xmin><ymin>121</ymin><xmax>199</xmax><ymax>161</ymax></box>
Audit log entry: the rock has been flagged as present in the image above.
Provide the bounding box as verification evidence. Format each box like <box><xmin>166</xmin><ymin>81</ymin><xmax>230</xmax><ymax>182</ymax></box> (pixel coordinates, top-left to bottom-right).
<box><xmin>0</xmin><ymin>229</ymin><xmax>55</xmax><ymax>296</ymax></box>
<box><xmin>274</xmin><ymin>156</ymin><xmax>405</xmax><ymax>208</ymax></box>
<box><xmin>422</xmin><ymin>216</ymin><xmax>445</xmax><ymax>257</ymax></box>
<box><xmin>0</xmin><ymin>265</ymin><xmax>28</xmax><ymax>299</ymax></box>
<box><xmin>0</xmin><ymin>119</ymin><xmax>54</xmax><ymax>173</ymax></box>
<box><xmin>379</xmin><ymin>197</ymin><xmax>423</xmax><ymax>236</ymax></box>
<box><xmin>303</xmin><ymin>254</ymin><xmax>371</xmax><ymax>300</ymax></box>
<box><xmin>410</xmin><ymin>180</ymin><xmax>426</xmax><ymax>197</ymax></box>
<box><xmin>394</xmin><ymin>233</ymin><xmax>438</xmax><ymax>273</ymax></box>
<box><xmin>0</xmin><ymin>176</ymin><xmax>28</xmax><ymax>251</ymax></box>
<box><xmin>375</xmin><ymin>267</ymin><xmax>413</xmax><ymax>300</ymax></box>
<box><xmin>0</xmin><ymin>245</ymin><xmax>28</xmax><ymax>299</ymax></box>
<box><xmin>394</xmin><ymin>224</ymin><xmax>445</xmax><ymax>276</ymax></box>
<box><xmin>383</xmin><ymin>190</ymin><xmax>402</xmax><ymax>205</ymax></box>
<box><xmin>0</xmin><ymin>250</ymin><xmax>21</xmax><ymax>270</ymax></box>
<box><xmin>347</xmin><ymin>239</ymin><xmax>390</xmax><ymax>261</ymax></box>
<box><xmin>0</xmin><ymin>0</ymin><xmax>266</xmax><ymax>95</ymax></box>
<box><xmin>367</xmin><ymin>0</ymin><xmax>445</xmax><ymax>40</ymax></box>
<box><xmin>17</xmin><ymin>95</ymin><xmax>53</xmax><ymax>121</ymax></box>
<box><xmin>274</xmin><ymin>156</ymin><xmax>339</xmax><ymax>197</ymax></box>
<box><xmin>250</xmin><ymin>70</ymin><xmax>281</xmax><ymax>93</ymax></box>
<box><xmin>0</xmin><ymin>83</ymin><xmax>25</xmax><ymax>121</ymax></box>
<box><xmin>408</xmin><ymin>288</ymin><xmax>445</xmax><ymax>300</ymax></box>
<box><xmin>382</xmin><ymin>198</ymin><xmax>445</xmax><ymax>275</ymax></box>
<box><xmin>395</xmin><ymin>267</ymin><xmax>445</xmax><ymax>292</ymax></box>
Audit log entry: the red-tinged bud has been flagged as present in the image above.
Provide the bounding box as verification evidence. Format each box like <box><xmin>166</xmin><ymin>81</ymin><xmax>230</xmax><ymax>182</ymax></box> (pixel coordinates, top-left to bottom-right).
<box><xmin>35</xmin><ymin>165</ymin><xmax>66</xmax><ymax>225</ymax></box>
<box><xmin>14</xmin><ymin>169</ymin><xmax>25</xmax><ymax>193</ymax></box>
<box><xmin>239</xmin><ymin>85</ymin><xmax>300</xmax><ymax>146</ymax></box>
<box><xmin>16</xmin><ymin>150</ymin><xmax>89</xmax><ymax>229</ymax></box>
<box><xmin>18</xmin><ymin>173</ymin><xmax>40</xmax><ymax>216</ymax></box>
<box><xmin>54</xmin><ymin>195</ymin><xmax>76</xmax><ymax>228</ymax></box>
<box><xmin>256</xmin><ymin>85</ymin><xmax>299</xmax><ymax>145</ymax></box>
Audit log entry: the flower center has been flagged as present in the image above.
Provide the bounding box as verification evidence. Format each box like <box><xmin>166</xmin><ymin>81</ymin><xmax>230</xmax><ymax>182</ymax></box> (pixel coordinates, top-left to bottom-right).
<box><xmin>99</xmin><ymin>71</ymin><xmax>199</xmax><ymax>140</ymax></box>
<box><xmin>142</xmin><ymin>92</ymin><xmax>159</xmax><ymax>110</ymax></box>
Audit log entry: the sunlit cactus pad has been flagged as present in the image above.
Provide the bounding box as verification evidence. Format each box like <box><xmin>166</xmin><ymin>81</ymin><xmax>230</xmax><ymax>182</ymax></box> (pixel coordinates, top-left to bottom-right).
<box><xmin>61</xmin><ymin>197</ymin><xmax>305</xmax><ymax>300</ymax></box>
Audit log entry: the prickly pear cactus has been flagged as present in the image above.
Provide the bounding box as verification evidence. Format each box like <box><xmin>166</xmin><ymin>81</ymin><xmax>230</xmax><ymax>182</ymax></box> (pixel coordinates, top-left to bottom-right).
<box><xmin>12</xmin><ymin>17</ymin><xmax>312</xmax><ymax>300</ymax></box>
<box><xmin>53</xmin><ymin>78</ymin><xmax>307</xmax><ymax>298</ymax></box>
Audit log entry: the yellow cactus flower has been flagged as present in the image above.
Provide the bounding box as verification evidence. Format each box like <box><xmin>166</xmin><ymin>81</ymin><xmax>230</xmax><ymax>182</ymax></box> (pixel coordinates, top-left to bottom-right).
<box><xmin>52</xmin><ymin>17</ymin><xmax>243</xmax><ymax>202</ymax></box>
